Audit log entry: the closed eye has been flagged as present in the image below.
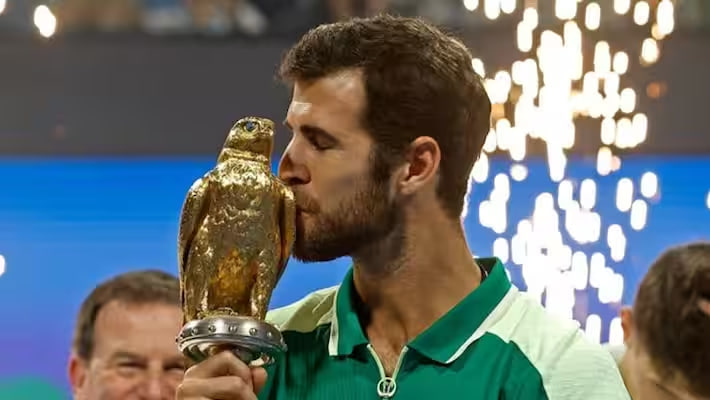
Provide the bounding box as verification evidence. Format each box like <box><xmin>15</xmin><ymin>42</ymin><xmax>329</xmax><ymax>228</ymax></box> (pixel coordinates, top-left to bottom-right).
<box><xmin>283</xmin><ymin>120</ymin><xmax>338</xmax><ymax>151</ymax></box>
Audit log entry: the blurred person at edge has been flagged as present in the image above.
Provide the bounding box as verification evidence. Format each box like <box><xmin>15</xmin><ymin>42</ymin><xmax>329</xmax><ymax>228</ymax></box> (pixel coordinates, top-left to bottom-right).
<box><xmin>53</xmin><ymin>0</ymin><xmax>142</xmax><ymax>32</ymax></box>
<box><xmin>606</xmin><ymin>242</ymin><xmax>710</xmax><ymax>400</ymax></box>
<box><xmin>186</xmin><ymin>0</ymin><xmax>268</xmax><ymax>36</ymax></box>
<box><xmin>68</xmin><ymin>270</ymin><xmax>185</xmax><ymax>400</ymax></box>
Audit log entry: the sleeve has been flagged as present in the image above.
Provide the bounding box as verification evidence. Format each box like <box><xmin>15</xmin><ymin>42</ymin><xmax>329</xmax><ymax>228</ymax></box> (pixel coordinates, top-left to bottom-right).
<box><xmin>540</xmin><ymin>335</ymin><xmax>631</xmax><ymax>400</ymax></box>
<box><xmin>504</xmin><ymin>370</ymin><xmax>549</xmax><ymax>400</ymax></box>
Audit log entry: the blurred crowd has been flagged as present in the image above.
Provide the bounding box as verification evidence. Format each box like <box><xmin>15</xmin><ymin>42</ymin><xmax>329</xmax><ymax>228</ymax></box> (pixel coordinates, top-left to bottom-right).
<box><xmin>1</xmin><ymin>0</ymin><xmax>445</xmax><ymax>37</ymax></box>
<box><xmin>2</xmin><ymin>0</ymin><xmax>710</xmax><ymax>39</ymax></box>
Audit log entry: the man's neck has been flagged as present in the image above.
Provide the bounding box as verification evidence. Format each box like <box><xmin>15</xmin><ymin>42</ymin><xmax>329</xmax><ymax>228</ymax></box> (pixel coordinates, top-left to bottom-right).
<box><xmin>351</xmin><ymin>212</ymin><xmax>483</xmax><ymax>354</ymax></box>
<box><xmin>619</xmin><ymin>352</ymin><xmax>637</xmax><ymax>399</ymax></box>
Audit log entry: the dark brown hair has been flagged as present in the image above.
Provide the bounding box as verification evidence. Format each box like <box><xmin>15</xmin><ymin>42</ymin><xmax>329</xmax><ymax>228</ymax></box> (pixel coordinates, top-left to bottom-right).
<box><xmin>72</xmin><ymin>269</ymin><xmax>180</xmax><ymax>360</ymax></box>
<box><xmin>633</xmin><ymin>241</ymin><xmax>710</xmax><ymax>397</ymax></box>
<box><xmin>279</xmin><ymin>14</ymin><xmax>491</xmax><ymax>219</ymax></box>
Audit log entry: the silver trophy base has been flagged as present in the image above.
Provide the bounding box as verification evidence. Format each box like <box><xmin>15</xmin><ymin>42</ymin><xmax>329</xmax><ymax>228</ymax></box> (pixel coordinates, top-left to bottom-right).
<box><xmin>177</xmin><ymin>315</ymin><xmax>287</xmax><ymax>365</ymax></box>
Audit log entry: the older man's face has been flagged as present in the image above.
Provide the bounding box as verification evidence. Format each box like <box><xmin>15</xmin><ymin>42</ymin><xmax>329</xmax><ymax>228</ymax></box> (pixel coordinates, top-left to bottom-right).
<box><xmin>69</xmin><ymin>301</ymin><xmax>185</xmax><ymax>400</ymax></box>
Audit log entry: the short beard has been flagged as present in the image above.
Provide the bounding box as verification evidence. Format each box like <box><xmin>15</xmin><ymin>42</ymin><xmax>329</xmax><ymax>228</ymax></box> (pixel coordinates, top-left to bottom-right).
<box><xmin>292</xmin><ymin>150</ymin><xmax>403</xmax><ymax>263</ymax></box>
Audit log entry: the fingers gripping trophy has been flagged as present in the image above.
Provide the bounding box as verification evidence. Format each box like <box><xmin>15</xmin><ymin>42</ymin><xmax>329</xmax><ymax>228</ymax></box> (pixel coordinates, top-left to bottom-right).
<box><xmin>176</xmin><ymin>116</ymin><xmax>295</xmax><ymax>366</ymax></box>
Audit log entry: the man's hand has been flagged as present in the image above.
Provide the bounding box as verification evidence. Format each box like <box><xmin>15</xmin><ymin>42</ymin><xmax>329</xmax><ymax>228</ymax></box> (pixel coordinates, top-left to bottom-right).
<box><xmin>176</xmin><ymin>351</ymin><xmax>268</xmax><ymax>400</ymax></box>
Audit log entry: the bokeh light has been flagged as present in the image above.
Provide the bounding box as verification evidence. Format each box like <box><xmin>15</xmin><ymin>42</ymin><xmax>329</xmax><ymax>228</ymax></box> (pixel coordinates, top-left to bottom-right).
<box><xmin>462</xmin><ymin>0</ymin><xmax>676</xmax><ymax>341</ymax></box>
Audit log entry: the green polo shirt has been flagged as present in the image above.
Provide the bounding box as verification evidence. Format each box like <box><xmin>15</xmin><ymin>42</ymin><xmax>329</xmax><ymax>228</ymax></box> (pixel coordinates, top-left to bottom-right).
<box><xmin>261</xmin><ymin>258</ymin><xmax>629</xmax><ymax>399</ymax></box>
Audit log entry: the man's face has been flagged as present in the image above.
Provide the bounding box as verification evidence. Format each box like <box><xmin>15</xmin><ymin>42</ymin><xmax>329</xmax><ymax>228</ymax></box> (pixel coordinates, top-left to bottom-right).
<box><xmin>69</xmin><ymin>301</ymin><xmax>185</xmax><ymax>400</ymax></box>
<box><xmin>279</xmin><ymin>70</ymin><xmax>401</xmax><ymax>262</ymax></box>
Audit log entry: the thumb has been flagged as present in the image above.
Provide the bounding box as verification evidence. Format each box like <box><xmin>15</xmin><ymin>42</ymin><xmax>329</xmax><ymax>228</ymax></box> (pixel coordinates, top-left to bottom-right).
<box><xmin>252</xmin><ymin>367</ymin><xmax>268</xmax><ymax>394</ymax></box>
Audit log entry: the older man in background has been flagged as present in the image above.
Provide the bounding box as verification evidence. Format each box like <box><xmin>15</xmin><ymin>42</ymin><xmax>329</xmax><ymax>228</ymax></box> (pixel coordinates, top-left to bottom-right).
<box><xmin>67</xmin><ymin>269</ymin><xmax>185</xmax><ymax>400</ymax></box>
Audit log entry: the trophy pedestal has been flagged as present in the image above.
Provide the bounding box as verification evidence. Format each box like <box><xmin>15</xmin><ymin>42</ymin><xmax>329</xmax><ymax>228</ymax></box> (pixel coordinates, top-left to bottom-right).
<box><xmin>177</xmin><ymin>315</ymin><xmax>287</xmax><ymax>365</ymax></box>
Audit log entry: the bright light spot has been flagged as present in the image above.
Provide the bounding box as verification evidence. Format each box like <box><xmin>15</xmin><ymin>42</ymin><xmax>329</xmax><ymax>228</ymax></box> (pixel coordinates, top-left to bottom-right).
<box><xmin>612</xmin><ymin>273</ymin><xmax>624</xmax><ymax>303</ymax></box>
<box><xmin>598</xmin><ymin>267</ymin><xmax>617</xmax><ymax>304</ymax></box>
<box><xmin>641</xmin><ymin>38</ymin><xmax>660</xmax><ymax>65</ymax></box>
<box><xmin>632</xmin><ymin>113</ymin><xmax>648</xmax><ymax>145</ymax></box>
<box><xmin>523</xmin><ymin>7</ymin><xmax>538</xmax><ymax>28</ymax></box>
<box><xmin>0</xmin><ymin>254</ymin><xmax>5</xmax><ymax>277</ymax></box>
<box><xmin>500</xmin><ymin>0</ymin><xmax>516</xmax><ymax>14</ymax></box>
<box><xmin>601</xmin><ymin>118</ymin><xmax>615</xmax><ymax>145</ymax></box>
<box><xmin>613</xmin><ymin>0</ymin><xmax>630</xmax><ymax>15</ymax></box>
<box><xmin>640</xmin><ymin>172</ymin><xmax>658</xmax><ymax>198</ymax></box>
<box><xmin>493</xmin><ymin>238</ymin><xmax>510</xmax><ymax>263</ymax></box>
<box><xmin>656</xmin><ymin>0</ymin><xmax>675</xmax><ymax>36</ymax></box>
<box><xmin>479</xmin><ymin>200</ymin><xmax>492</xmax><ymax>228</ymax></box>
<box><xmin>609</xmin><ymin>317</ymin><xmax>624</xmax><ymax>345</ymax></box>
<box><xmin>471</xmin><ymin>152</ymin><xmax>489</xmax><ymax>183</ymax></box>
<box><xmin>597</xmin><ymin>146</ymin><xmax>613</xmax><ymax>176</ymax></box>
<box><xmin>493</xmin><ymin>173</ymin><xmax>511</xmax><ymax>202</ymax></box>
<box><xmin>484</xmin><ymin>0</ymin><xmax>501</xmax><ymax>20</ymax></box>
<box><xmin>589</xmin><ymin>252</ymin><xmax>605</xmax><ymax>288</ymax></box>
<box><xmin>0</xmin><ymin>0</ymin><xmax>6</xmax><ymax>15</ymax></box>
<box><xmin>510</xmin><ymin>164</ymin><xmax>528</xmax><ymax>181</ymax></box>
<box><xmin>472</xmin><ymin>58</ymin><xmax>485</xmax><ymax>77</ymax></box>
<box><xmin>463</xmin><ymin>0</ymin><xmax>479</xmax><ymax>11</ymax></box>
<box><xmin>615</xmin><ymin>117</ymin><xmax>633</xmax><ymax>148</ymax></box>
<box><xmin>630</xmin><ymin>199</ymin><xmax>648</xmax><ymax>230</ymax></box>
<box><xmin>594</xmin><ymin>42</ymin><xmax>611</xmax><ymax>74</ymax></box>
<box><xmin>707</xmin><ymin>191</ymin><xmax>710</xmax><ymax>210</ymax></box>
<box><xmin>547</xmin><ymin>145</ymin><xmax>567</xmax><ymax>182</ymax></box>
<box><xmin>585</xmin><ymin>3</ymin><xmax>601</xmax><ymax>30</ymax></box>
<box><xmin>580</xmin><ymin>179</ymin><xmax>597</xmax><ymax>210</ymax></box>
<box><xmin>33</xmin><ymin>5</ymin><xmax>57</xmax><ymax>38</ymax></box>
<box><xmin>620</xmin><ymin>88</ymin><xmax>636</xmax><ymax>114</ymax></box>
<box><xmin>483</xmin><ymin>129</ymin><xmax>496</xmax><ymax>152</ymax></box>
<box><xmin>511</xmin><ymin>234</ymin><xmax>526</xmax><ymax>265</ymax></box>
<box><xmin>616</xmin><ymin>178</ymin><xmax>634</xmax><ymax>212</ymax></box>
<box><xmin>517</xmin><ymin>21</ymin><xmax>534</xmax><ymax>52</ymax></box>
<box><xmin>608</xmin><ymin>224</ymin><xmax>627</xmax><ymax>262</ymax></box>
<box><xmin>634</xmin><ymin>1</ymin><xmax>650</xmax><ymax>25</ymax></box>
<box><xmin>613</xmin><ymin>52</ymin><xmax>629</xmax><ymax>75</ymax></box>
<box><xmin>571</xmin><ymin>251</ymin><xmax>588</xmax><ymax>290</ymax></box>
<box><xmin>555</xmin><ymin>0</ymin><xmax>577</xmax><ymax>20</ymax></box>
<box><xmin>558</xmin><ymin>179</ymin><xmax>574</xmax><ymax>210</ymax></box>
<box><xmin>651</xmin><ymin>23</ymin><xmax>665</xmax><ymax>41</ymax></box>
<box><xmin>490</xmin><ymin>202</ymin><xmax>508</xmax><ymax>234</ymax></box>
<box><xmin>585</xmin><ymin>314</ymin><xmax>602</xmax><ymax>343</ymax></box>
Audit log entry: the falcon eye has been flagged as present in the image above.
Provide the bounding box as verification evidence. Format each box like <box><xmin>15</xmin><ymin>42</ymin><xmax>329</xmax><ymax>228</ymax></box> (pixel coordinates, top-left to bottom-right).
<box><xmin>244</xmin><ymin>120</ymin><xmax>257</xmax><ymax>132</ymax></box>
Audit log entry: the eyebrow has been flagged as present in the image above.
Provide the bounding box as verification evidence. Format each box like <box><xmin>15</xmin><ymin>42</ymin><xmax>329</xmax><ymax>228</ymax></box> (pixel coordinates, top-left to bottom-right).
<box><xmin>283</xmin><ymin>120</ymin><xmax>339</xmax><ymax>145</ymax></box>
<box><xmin>109</xmin><ymin>351</ymin><xmax>144</xmax><ymax>362</ymax></box>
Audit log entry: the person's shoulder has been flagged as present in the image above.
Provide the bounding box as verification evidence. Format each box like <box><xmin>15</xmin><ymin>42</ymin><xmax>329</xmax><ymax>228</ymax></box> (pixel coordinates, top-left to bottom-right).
<box><xmin>488</xmin><ymin>291</ymin><xmax>630</xmax><ymax>399</ymax></box>
<box><xmin>266</xmin><ymin>285</ymin><xmax>338</xmax><ymax>334</ymax></box>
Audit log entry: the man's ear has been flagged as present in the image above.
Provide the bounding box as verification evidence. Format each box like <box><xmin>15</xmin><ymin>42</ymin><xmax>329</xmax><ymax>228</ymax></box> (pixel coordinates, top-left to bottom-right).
<box><xmin>396</xmin><ymin>136</ymin><xmax>441</xmax><ymax>196</ymax></box>
<box><xmin>620</xmin><ymin>306</ymin><xmax>634</xmax><ymax>344</ymax></box>
<box><xmin>68</xmin><ymin>352</ymin><xmax>88</xmax><ymax>399</ymax></box>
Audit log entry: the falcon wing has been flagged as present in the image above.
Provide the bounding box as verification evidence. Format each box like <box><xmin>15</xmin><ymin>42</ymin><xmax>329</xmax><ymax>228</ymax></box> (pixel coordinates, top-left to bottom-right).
<box><xmin>177</xmin><ymin>176</ymin><xmax>211</xmax><ymax>284</ymax></box>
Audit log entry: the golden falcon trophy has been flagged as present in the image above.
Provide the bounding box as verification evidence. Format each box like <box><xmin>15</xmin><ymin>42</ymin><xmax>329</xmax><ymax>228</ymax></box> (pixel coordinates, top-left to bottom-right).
<box><xmin>176</xmin><ymin>116</ymin><xmax>295</xmax><ymax>366</ymax></box>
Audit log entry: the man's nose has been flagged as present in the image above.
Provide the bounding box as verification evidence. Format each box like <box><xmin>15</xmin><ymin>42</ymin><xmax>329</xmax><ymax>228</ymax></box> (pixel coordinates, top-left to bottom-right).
<box><xmin>138</xmin><ymin>371</ymin><xmax>173</xmax><ymax>400</ymax></box>
<box><xmin>278</xmin><ymin>142</ymin><xmax>310</xmax><ymax>186</ymax></box>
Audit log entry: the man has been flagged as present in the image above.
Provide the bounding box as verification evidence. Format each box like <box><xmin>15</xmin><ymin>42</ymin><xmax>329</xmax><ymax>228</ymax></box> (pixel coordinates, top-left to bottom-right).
<box><xmin>68</xmin><ymin>270</ymin><xmax>185</xmax><ymax>400</ymax></box>
<box><xmin>610</xmin><ymin>242</ymin><xmax>710</xmax><ymax>400</ymax></box>
<box><xmin>177</xmin><ymin>15</ymin><xmax>629</xmax><ymax>400</ymax></box>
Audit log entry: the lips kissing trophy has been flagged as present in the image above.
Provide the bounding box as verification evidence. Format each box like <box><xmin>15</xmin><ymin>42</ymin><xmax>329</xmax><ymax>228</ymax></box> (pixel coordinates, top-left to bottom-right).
<box><xmin>176</xmin><ymin>116</ymin><xmax>295</xmax><ymax>366</ymax></box>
